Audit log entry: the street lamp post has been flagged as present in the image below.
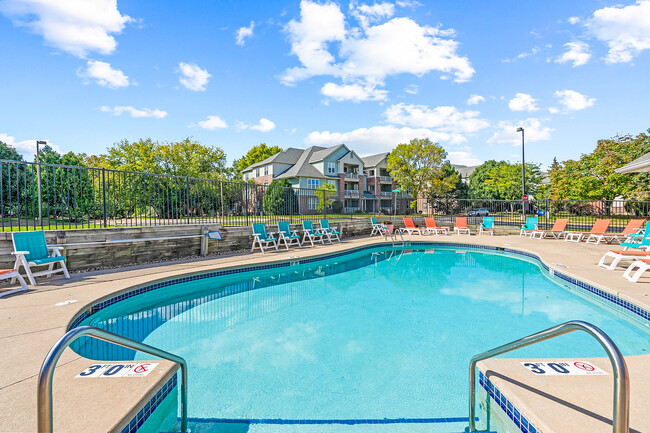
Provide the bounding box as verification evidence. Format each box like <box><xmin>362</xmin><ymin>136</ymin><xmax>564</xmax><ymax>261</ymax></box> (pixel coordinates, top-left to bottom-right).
<box><xmin>516</xmin><ymin>127</ymin><xmax>525</xmax><ymax>218</ymax></box>
<box><xmin>36</xmin><ymin>140</ymin><xmax>46</xmax><ymax>227</ymax></box>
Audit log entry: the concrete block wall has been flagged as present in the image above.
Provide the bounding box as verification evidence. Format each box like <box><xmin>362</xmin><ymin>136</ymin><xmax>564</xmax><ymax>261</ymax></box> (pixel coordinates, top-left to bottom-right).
<box><xmin>0</xmin><ymin>219</ymin><xmax>375</xmax><ymax>272</ymax></box>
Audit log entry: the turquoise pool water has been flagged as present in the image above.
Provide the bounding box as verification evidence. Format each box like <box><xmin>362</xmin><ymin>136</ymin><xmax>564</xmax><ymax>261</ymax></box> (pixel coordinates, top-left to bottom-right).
<box><xmin>76</xmin><ymin>245</ymin><xmax>650</xmax><ymax>431</ymax></box>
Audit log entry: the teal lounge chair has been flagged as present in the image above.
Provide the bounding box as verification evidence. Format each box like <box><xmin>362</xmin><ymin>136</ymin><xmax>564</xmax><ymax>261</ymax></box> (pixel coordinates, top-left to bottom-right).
<box><xmin>519</xmin><ymin>217</ymin><xmax>538</xmax><ymax>237</ymax></box>
<box><xmin>302</xmin><ymin>220</ymin><xmax>326</xmax><ymax>246</ymax></box>
<box><xmin>479</xmin><ymin>216</ymin><xmax>495</xmax><ymax>236</ymax></box>
<box><xmin>251</xmin><ymin>223</ymin><xmax>279</xmax><ymax>253</ymax></box>
<box><xmin>370</xmin><ymin>217</ymin><xmax>386</xmax><ymax>236</ymax></box>
<box><xmin>277</xmin><ymin>221</ymin><xmax>302</xmax><ymax>250</ymax></box>
<box><xmin>622</xmin><ymin>221</ymin><xmax>650</xmax><ymax>251</ymax></box>
<box><xmin>12</xmin><ymin>231</ymin><xmax>70</xmax><ymax>286</ymax></box>
<box><xmin>320</xmin><ymin>220</ymin><xmax>341</xmax><ymax>243</ymax></box>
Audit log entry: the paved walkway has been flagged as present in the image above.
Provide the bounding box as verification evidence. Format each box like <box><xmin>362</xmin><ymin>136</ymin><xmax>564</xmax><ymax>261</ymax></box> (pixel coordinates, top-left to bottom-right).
<box><xmin>0</xmin><ymin>234</ymin><xmax>648</xmax><ymax>432</ymax></box>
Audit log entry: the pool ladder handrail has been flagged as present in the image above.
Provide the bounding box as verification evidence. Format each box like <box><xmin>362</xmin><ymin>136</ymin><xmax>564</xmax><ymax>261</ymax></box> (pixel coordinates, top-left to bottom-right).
<box><xmin>469</xmin><ymin>320</ymin><xmax>629</xmax><ymax>433</ymax></box>
<box><xmin>37</xmin><ymin>325</ymin><xmax>188</xmax><ymax>433</ymax></box>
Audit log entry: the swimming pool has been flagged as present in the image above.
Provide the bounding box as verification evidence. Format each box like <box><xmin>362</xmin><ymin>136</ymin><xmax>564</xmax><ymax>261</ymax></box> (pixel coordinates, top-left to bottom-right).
<box><xmin>73</xmin><ymin>244</ymin><xmax>650</xmax><ymax>432</ymax></box>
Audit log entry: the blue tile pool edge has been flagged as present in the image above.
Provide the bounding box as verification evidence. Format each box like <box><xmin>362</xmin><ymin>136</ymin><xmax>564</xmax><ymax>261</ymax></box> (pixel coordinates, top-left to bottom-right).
<box><xmin>118</xmin><ymin>372</ymin><xmax>178</xmax><ymax>433</ymax></box>
<box><xmin>67</xmin><ymin>241</ymin><xmax>650</xmax><ymax>332</ymax></box>
<box><xmin>478</xmin><ymin>370</ymin><xmax>539</xmax><ymax>433</ymax></box>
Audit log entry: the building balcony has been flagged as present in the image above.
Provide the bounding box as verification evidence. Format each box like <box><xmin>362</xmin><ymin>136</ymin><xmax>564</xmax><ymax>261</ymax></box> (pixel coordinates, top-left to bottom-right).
<box><xmin>344</xmin><ymin>190</ymin><xmax>360</xmax><ymax>197</ymax></box>
<box><xmin>344</xmin><ymin>173</ymin><xmax>359</xmax><ymax>180</ymax></box>
<box><xmin>380</xmin><ymin>191</ymin><xmax>392</xmax><ymax>197</ymax></box>
<box><xmin>379</xmin><ymin>176</ymin><xmax>392</xmax><ymax>182</ymax></box>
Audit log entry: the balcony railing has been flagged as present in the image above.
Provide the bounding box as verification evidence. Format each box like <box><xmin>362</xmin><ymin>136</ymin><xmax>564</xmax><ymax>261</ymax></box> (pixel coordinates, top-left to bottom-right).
<box><xmin>344</xmin><ymin>207</ymin><xmax>360</xmax><ymax>213</ymax></box>
<box><xmin>344</xmin><ymin>173</ymin><xmax>359</xmax><ymax>180</ymax></box>
<box><xmin>380</xmin><ymin>191</ymin><xmax>392</xmax><ymax>197</ymax></box>
<box><xmin>379</xmin><ymin>176</ymin><xmax>392</xmax><ymax>182</ymax></box>
<box><xmin>345</xmin><ymin>190</ymin><xmax>360</xmax><ymax>197</ymax></box>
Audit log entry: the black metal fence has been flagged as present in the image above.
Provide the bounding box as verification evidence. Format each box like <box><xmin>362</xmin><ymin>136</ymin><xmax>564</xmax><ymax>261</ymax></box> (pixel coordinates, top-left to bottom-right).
<box><xmin>1</xmin><ymin>159</ymin><xmax>647</xmax><ymax>232</ymax></box>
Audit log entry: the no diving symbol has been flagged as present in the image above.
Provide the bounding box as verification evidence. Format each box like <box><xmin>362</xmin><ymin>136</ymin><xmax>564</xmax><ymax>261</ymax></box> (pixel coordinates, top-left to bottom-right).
<box><xmin>134</xmin><ymin>364</ymin><xmax>151</xmax><ymax>374</ymax></box>
<box><xmin>574</xmin><ymin>361</ymin><xmax>595</xmax><ymax>371</ymax></box>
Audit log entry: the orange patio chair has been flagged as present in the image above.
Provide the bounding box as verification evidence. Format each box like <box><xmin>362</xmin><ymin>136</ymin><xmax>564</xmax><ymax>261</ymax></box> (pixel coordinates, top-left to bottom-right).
<box><xmin>400</xmin><ymin>217</ymin><xmax>423</xmax><ymax>235</ymax></box>
<box><xmin>454</xmin><ymin>217</ymin><xmax>470</xmax><ymax>235</ymax></box>
<box><xmin>564</xmin><ymin>219</ymin><xmax>611</xmax><ymax>243</ymax></box>
<box><xmin>424</xmin><ymin>217</ymin><xmax>448</xmax><ymax>235</ymax></box>
<box><xmin>530</xmin><ymin>218</ymin><xmax>569</xmax><ymax>240</ymax></box>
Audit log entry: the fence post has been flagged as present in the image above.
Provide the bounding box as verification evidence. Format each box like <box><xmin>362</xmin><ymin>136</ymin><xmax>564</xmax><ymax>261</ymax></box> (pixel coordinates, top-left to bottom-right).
<box><xmin>101</xmin><ymin>168</ymin><xmax>107</xmax><ymax>228</ymax></box>
<box><xmin>186</xmin><ymin>176</ymin><xmax>190</xmax><ymax>224</ymax></box>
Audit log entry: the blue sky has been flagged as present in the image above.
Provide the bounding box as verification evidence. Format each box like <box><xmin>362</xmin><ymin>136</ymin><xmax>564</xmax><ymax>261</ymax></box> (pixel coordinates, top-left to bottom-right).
<box><xmin>1</xmin><ymin>0</ymin><xmax>649</xmax><ymax>168</ymax></box>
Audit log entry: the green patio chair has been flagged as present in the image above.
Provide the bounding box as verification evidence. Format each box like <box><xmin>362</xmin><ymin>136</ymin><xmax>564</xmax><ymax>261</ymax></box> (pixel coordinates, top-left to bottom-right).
<box><xmin>320</xmin><ymin>220</ymin><xmax>341</xmax><ymax>243</ymax></box>
<box><xmin>277</xmin><ymin>221</ymin><xmax>302</xmax><ymax>250</ymax></box>
<box><xmin>621</xmin><ymin>221</ymin><xmax>650</xmax><ymax>251</ymax></box>
<box><xmin>12</xmin><ymin>231</ymin><xmax>70</xmax><ymax>286</ymax></box>
<box><xmin>479</xmin><ymin>216</ymin><xmax>495</xmax><ymax>236</ymax></box>
<box><xmin>302</xmin><ymin>220</ymin><xmax>325</xmax><ymax>246</ymax></box>
<box><xmin>251</xmin><ymin>223</ymin><xmax>279</xmax><ymax>254</ymax></box>
<box><xmin>519</xmin><ymin>217</ymin><xmax>538</xmax><ymax>237</ymax></box>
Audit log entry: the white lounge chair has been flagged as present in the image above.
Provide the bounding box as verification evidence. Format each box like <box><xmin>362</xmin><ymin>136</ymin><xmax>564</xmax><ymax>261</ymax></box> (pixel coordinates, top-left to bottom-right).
<box><xmin>0</xmin><ymin>269</ymin><xmax>28</xmax><ymax>298</ymax></box>
<box><xmin>454</xmin><ymin>217</ymin><xmax>471</xmax><ymax>235</ymax></box>
<box><xmin>400</xmin><ymin>217</ymin><xmax>423</xmax><ymax>235</ymax></box>
<box><xmin>303</xmin><ymin>220</ymin><xmax>327</xmax><ymax>246</ymax></box>
<box><xmin>12</xmin><ymin>231</ymin><xmax>70</xmax><ymax>286</ymax></box>
<box><xmin>320</xmin><ymin>220</ymin><xmax>341</xmax><ymax>243</ymax></box>
<box><xmin>623</xmin><ymin>258</ymin><xmax>650</xmax><ymax>283</ymax></box>
<box><xmin>370</xmin><ymin>217</ymin><xmax>386</xmax><ymax>236</ymax></box>
<box><xmin>597</xmin><ymin>249</ymin><xmax>650</xmax><ymax>270</ymax></box>
<box><xmin>424</xmin><ymin>217</ymin><xmax>448</xmax><ymax>235</ymax></box>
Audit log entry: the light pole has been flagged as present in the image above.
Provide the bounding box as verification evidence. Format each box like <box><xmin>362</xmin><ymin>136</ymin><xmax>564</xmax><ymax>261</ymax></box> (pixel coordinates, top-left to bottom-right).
<box><xmin>516</xmin><ymin>127</ymin><xmax>525</xmax><ymax>218</ymax></box>
<box><xmin>36</xmin><ymin>140</ymin><xmax>46</xmax><ymax>227</ymax></box>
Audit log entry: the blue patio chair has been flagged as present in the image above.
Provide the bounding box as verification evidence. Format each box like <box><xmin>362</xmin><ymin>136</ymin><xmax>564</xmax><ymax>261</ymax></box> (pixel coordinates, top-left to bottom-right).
<box><xmin>12</xmin><ymin>231</ymin><xmax>70</xmax><ymax>286</ymax></box>
<box><xmin>277</xmin><ymin>221</ymin><xmax>302</xmax><ymax>250</ymax></box>
<box><xmin>519</xmin><ymin>217</ymin><xmax>538</xmax><ymax>237</ymax></box>
<box><xmin>370</xmin><ymin>217</ymin><xmax>386</xmax><ymax>236</ymax></box>
<box><xmin>320</xmin><ymin>220</ymin><xmax>341</xmax><ymax>243</ymax></box>
<box><xmin>302</xmin><ymin>220</ymin><xmax>325</xmax><ymax>246</ymax></box>
<box><xmin>251</xmin><ymin>223</ymin><xmax>279</xmax><ymax>254</ymax></box>
<box><xmin>621</xmin><ymin>222</ymin><xmax>650</xmax><ymax>251</ymax></box>
<box><xmin>479</xmin><ymin>216</ymin><xmax>495</xmax><ymax>236</ymax></box>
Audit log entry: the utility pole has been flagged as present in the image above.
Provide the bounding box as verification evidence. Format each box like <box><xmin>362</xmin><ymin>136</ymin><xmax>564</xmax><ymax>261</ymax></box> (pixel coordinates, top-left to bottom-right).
<box><xmin>516</xmin><ymin>127</ymin><xmax>526</xmax><ymax>218</ymax></box>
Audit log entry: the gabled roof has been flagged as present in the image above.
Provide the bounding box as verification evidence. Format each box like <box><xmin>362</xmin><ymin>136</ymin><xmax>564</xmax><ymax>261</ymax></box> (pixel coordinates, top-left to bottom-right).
<box><xmin>615</xmin><ymin>151</ymin><xmax>650</xmax><ymax>174</ymax></box>
<box><xmin>361</xmin><ymin>152</ymin><xmax>389</xmax><ymax>167</ymax></box>
<box><xmin>275</xmin><ymin>146</ymin><xmax>329</xmax><ymax>179</ymax></box>
<box><xmin>244</xmin><ymin>148</ymin><xmax>306</xmax><ymax>171</ymax></box>
<box><xmin>309</xmin><ymin>143</ymin><xmax>347</xmax><ymax>163</ymax></box>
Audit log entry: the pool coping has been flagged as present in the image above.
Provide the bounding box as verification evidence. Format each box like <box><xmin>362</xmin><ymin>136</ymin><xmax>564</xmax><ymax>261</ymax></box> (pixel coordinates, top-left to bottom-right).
<box><xmin>2</xmin><ymin>234</ymin><xmax>650</xmax><ymax>433</ymax></box>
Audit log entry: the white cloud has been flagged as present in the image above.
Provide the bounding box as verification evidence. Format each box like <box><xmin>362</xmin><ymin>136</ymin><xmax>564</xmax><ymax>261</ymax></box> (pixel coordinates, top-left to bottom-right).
<box><xmin>548</xmin><ymin>107</ymin><xmax>560</xmax><ymax>114</ymax></box>
<box><xmin>587</xmin><ymin>0</ymin><xmax>650</xmax><ymax>63</ymax></box>
<box><xmin>191</xmin><ymin>115</ymin><xmax>228</xmax><ymax>130</ymax></box>
<box><xmin>508</xmin><ymin>93</ymin><xmax>539</xmax><ymax>112</ymax></box>
<box><xmin>503</xmin><ymin>46</ymin><xmax>540</xmax><ymax>62</ymax></box>
<box><xmin>447</xmin><ymin>151</ymin><xmax>482</xmax><ymax>166</ymax></box>
<box><xmin>178</xmin><ymin>62</ymin><xmax>211</xmax><ymax>91</ymax></box>
<box><xmin>404</xmin><ymin>84</ymin><xmax>418</xmax><ymax>94</ymax></box>
<box><xmin>555</xmin><ymin>41</ymin><xmax>591</xmax><ymax>67</ymax></box>
<box><xmin>487</xmin><ymin>118</ymin><xmax>553</xmax><ymax>146</ymax></box>
<box><xmin>0</xmin><ymin>133</ymin><xmax>61</xmax><ymax>158</ymax></box>
<box><xmin>281</xmin><ymin>1</ymin><xmax>474</xmax><ymax>98</ymax></box>
<box><xmin>568</xmin><ymin>16</ymin><xmax>580</xmax><ymax>25</ymax></box>
<box><xmin>467</xmin><ymin>94</ymin><xmax>485</xmax><ymax>106</ymax></box>
<box><xmin>321</xmin><ymin>81</ymin><xmax>387</xmax><ymax>102</ymax></box>
<box><xmin>0</xmin><ymin>0</ymin><xmax>132</xmax><ymax>57</ymax></box>
<box><xmin>100</xmin><ymin>106</ymin><xmax>167</xmax><ymax>118</ymax></box>
<box><xmin>554</xmin><ymin>89</ymin><xmax>596</xmax><ymax>111</ymax></box>
<box><xmin>77</xmin><ymin>60</ymin><xmax>129</xmax><ymax>88</ymax></box>
<box><xmin>384</xmin><ymin>103</ymin><xmax>489</xmax><ymax>134</ymax></box>
<box><xmin>239</xmin><ymin>118</ymin><xmax>276</xmax><ymax>132</ymax></box>
<box><xmin>350</xmin><ymin>1</ymin><xmax>395</xmax><ymax>29</ymax></box>
<box><xmin>235</xmin><ymin>21</ymin><xmax>254</xmax><ymax>46</ymax></box>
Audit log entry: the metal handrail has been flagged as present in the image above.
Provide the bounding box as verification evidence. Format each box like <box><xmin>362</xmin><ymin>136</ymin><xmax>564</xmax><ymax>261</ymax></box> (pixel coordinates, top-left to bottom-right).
<box><xmin>37</xmin><ymin>326</ymin><xmax>188</xmax><ymax>433</ymax></box>
<box><xmin>469</xmin><ymin>320</ymin><xmax>629</xmax><ymax>433</ymax></box>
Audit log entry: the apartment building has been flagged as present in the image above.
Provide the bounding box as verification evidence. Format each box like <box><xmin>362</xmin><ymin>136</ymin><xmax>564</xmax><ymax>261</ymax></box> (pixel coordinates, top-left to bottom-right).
<box><xmin>242</xmin><ymin>144</ymin><xmax>412</xmax><ymax>213</ymax></box>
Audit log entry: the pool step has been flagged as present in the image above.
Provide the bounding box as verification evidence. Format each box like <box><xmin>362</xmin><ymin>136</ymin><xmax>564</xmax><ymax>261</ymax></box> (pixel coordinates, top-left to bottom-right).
<box><xmin>164</xmin><ymin>418</ymin><xmax>496</xmax><ymax>433</ymax></box>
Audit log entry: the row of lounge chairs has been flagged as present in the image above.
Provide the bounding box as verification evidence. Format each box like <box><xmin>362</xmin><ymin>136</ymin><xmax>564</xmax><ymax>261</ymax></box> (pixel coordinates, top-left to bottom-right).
<box><xmin>371</xmin><ymin>217</ymin><xmax>494</xmax><ymax>237</ymax></box>
<box><xmin>251</xmin><ymin>220</ymin><xmax>341</xmax><ymax>253</ymax></box>
<box><xmin>520</xmin><ymin>217</ymin><xmax>646</xmax><ymax>244</ymax></box>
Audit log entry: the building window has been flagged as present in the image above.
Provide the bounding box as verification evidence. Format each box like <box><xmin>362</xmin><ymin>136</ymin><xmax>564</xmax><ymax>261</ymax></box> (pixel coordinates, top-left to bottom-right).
<box><xmin>264</xmin><ymin>166</ymin><xmax>269</xmax><ymax>176</ymax></box>
<box><xmin>255</xmin><ymin>168</ymin><xmax>260</xmax><ymax>177</ymax></box>
<box><xmin>422</xmin><ymin>202</ymin><xmax>427</xmax><ymax>210</ymax></box>
<box><xmin>396</xmin><ymin>200</ymin><xmax>400</xmax><ymax>209</ymax></box>
<box><xmin>307</xmin><ymin>179</ymin><xmax>320</xmax><ymax>189</ymax></box>
<box><xmin>369</xmin><ymin>169</ymin><xmax>375</xmax><ymax>176</ymax></box>
<box><xmin>309</xmin><ymin>198</ymin><xmax>318</xmax><ymax>210</ymax></box>
<box><xmin>327</xmin><ymin>162</ymin><xmax>336</xmax><ymax>174</ymax></box>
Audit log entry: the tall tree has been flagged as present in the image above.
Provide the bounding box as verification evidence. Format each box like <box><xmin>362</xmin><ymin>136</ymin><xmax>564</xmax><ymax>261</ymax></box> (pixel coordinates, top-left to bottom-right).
<box><xmin>549</xmin><ymin>131</ymin><xmax>650</xmax><ymax>200</ymax></box>
<box><xmin>315</xmin><ymin>183</ymin><xmax>336</xmax><ymax>212</ymax></box>
<box><xmin>105</xmin><ymin>138</ymin><xmax>162</xmax><ymax>173</ymax></box>
<box><xmin>387</xmin><ymin>138</ymin><xmax>453</xmax><ymax>208</ymax></box>
<box><xmin>262</xmin><ymin>179</ymin><xmax>298</xmax><ymax>215</ymax></box>
<box><xmin>159</xmin><ymin>138</ymin><xmax>226</xmax><ymax>178</ymax></box>
<box><xmin>233</xmin><ymin>143</ymin><xmax>282</xmax><ymax>179</ymax></box>
<box><xmin>0</xmin><ymin>140</ymin><xmax>24</xmax><ymax>161</ymax></box>
<box><xmin>469</xmin><ymin>160</ymin><xmax>543</xmax><ymax>200</ymax></box>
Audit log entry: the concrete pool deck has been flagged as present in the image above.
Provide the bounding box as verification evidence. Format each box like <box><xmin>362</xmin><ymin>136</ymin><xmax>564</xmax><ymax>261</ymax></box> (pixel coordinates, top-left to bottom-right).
<box><xmin>1</xmin><ymin>233</ymin><xmax>649</xmax><ymax>432</ymax></box>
